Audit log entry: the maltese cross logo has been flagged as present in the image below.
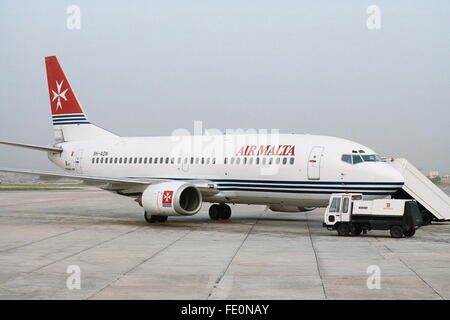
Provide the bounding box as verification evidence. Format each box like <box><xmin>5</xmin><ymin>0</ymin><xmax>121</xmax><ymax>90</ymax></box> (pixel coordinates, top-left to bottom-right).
<box><xmin>162</xmin><ymin>191</ymin><xmax>173</xmax><ymax>207</ymax></box>
<box><xmin>52</xmin><ymin>80</ymin><xmax>68</xmax><ymax>110</ymax></box>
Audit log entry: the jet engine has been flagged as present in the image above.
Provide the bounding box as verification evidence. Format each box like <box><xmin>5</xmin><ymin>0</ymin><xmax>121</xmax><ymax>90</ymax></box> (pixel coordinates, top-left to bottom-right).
<box><xmin>140</xmin><ymin>181</ymin><xmax>202</xmax><ymax>216</ymax></box>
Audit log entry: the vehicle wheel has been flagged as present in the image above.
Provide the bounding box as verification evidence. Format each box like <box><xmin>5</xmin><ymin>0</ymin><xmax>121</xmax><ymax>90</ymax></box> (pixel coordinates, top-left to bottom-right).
<box><xmin>209</xmin><ymin>204</ymin><xmax>220</xmax><ymax>220</ymax></box>
<box><xmin>337</xmin><ymin>223</ymin><xmax>350</xmax><ymax>236</ymax></box>
<box><xmin>421</xmin><ymin>210</ymin><xmax>433</xmax><ymax>226</ymax></box>
<box><xmin>350</xmin><ymin>224</ymin><xmax>363</xmax><ymax>236</ymax></box>
<box><xmin>390</xmin><ymin>226</ymin><xmax>403</xmax><ymax>238</ymax></box>
<box><xmin>219</xmin><ymin>204</ymin><xmax>231</xmax><ymax>220</ymax></box>
<box><xmin>403</xmin><ymin>229</ymin><xmax>415</xmax><ymax>237</ymax></box>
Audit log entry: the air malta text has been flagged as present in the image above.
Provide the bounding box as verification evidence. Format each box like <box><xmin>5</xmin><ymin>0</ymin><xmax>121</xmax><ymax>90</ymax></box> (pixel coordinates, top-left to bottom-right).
<box><xmin>236</xmin><ymin>145</ymin><xmax>295</xmax><ymax>156</ymax></box>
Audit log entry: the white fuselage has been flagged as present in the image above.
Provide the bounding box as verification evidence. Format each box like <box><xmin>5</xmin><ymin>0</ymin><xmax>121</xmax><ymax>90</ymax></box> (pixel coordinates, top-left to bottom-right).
<box><xmin>49</xmin><ymin>133</ymin><xmax>404</xmax><ymax>208</ymax></box>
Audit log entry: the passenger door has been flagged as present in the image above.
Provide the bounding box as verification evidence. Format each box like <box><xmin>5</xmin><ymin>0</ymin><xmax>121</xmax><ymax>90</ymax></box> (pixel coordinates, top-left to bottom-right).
<box><xmin>307</xmin><ymin>146</ymin><xmax>324</xmax><ymax>180</ymax></box>
<box><xmin>74</xmin><ymin>149</ymin><xmax>83</xmax><ymax>174</ymax></box>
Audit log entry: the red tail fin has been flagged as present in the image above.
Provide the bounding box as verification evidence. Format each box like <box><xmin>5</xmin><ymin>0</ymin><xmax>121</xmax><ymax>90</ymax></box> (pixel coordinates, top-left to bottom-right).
<box><xmin>44</xmin><ymin>56</ymin><xmax>117</xmax><ymax>142</ymax></box>
<box><xmin>45</xmin><ymin>56</ymin><xmax>86</xmax><ymax>117</ymax></box>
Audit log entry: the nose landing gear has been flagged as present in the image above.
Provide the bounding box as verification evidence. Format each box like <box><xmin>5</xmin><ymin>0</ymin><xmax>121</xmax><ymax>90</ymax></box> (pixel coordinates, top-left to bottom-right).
<box><xmin>209</xmin><ymin>204</ymin><xmax>232</xmax><ymax>220</ymax></box>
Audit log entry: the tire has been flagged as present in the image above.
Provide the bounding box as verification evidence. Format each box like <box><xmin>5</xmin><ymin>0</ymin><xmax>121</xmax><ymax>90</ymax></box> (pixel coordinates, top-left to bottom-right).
<box><xmin>350</xmin><ymin>224</ymin><xmax>363</xmax><ymax>236</ymax></box>
<box><xmin>390</xmin><ymin>226</ymin><xmax>403</xmax><ymax>238</ymax></box>
<box><xmin>144</xmin><ymin>212</ymin><xmax>167</xmax><ymax>223</ymax></box>
<box><xmin>158</xmin><ymin>215</ymin><xmax>168</xmax><ymax>223</ymax></box>
<box><xmin>219</xmin><ymin>204</ymin><xmax>231</xmax><ymax>220</ymax></box>
<box><xmin>337</xmin><ymin>223</ymin><xmax>350</xmax><ymax>236</ymax></box>
<box><xmin>209</xmin><ymin>204</ymin><xmax>220</xmax><ymax>220</ymax></box>
<box><xmin>403</xmin><ymin>229</ymin><xmax>415</xmax><ymax>237</ymax></box>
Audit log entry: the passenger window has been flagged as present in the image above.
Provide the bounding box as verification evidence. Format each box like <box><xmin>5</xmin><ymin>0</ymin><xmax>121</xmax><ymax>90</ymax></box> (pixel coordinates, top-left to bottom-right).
<box><xmin>243</xmin><ymin>157</ymin><xmax>247</xmax><ymax>164</ymax></box>
<box><xmin>212</xmin><ymin>158</ymin><xmax>216</xmax><ymax>164</ymax></box>
<box><xmin>236</xmin><ymin>158</ymin><xmax>240</xmax><ymax>165</ymax></box>
<box><xmin>100</xmin><ymin>158</ymin><xmax>104</xmax><ymax>164</ymax></box>
<box><xmin>352</xmin><ymin>155</ymin><xmax>363</xmax><ymax>164</ymax></box>
<box><xmin>134</xmin><ymin>158</ymin><xmax>138</xmax><ymax>164</ymax></box>
<box><xmin>342</xmin><ymin>198</ymin><xmax>349</xmax><ymax>213</ymax></box>
<box><xmin>206</xmin><ymin>158</ymin><xmax>210</xmax><ymax>165</ymax></box>
<box><xmin>177</xmin><ymin>157</ymin><xmax>181</xmax><ymax>164</ymax></box>
<box><xmin>114</xmin><ymin>157</ymin><xmax>118</xmax><ymax>164</ymax></box>
<box><xmin>249</xmin><ymin>158</ymin><xmax>253</xmax><ymax>165</ymax></box>
<box><xmin>290</xmin><ymin>157</ymin><xmax>295</xmax><ymax>165</ymax></box>
<box><xmin>165</xmin><ymin>157</ymin><xmax>169</xmax><ymax>164</ymax></box>
<box><xmin>91</xmin><ymin>158</ymin><xmax>95</xmax><ymax>164</ymax></box>
<box><xmin>341</xmin><ymin>154</ymin><xmax>352</xmax><ymax>164</ymax></box>
<box><xmin>262</xmin><ymin>158</ymin><xmax>266</xmax><ymax>165</ymax></box>
<box><xmin>268</xmin><ymin>158</ymin><xmax>273</xmax><ymax>165</ymax></box>
<box><xmin>195</xmin><ymin>158</ymin><xmax>199</xmax><ymax>165</ymax></box>
<box><xmin>129</xmin><ymin>157</ymin><xmax>133</xmax><ymax>164</ymax></box>
<box><xmin>275</xmin><ymin>157</ymin><xmax>280</xmax><ymax>164</ymax></box>
<box><xmin>329</xmin><ymin>198</ymin><xmax>341</xmax><ymax>213</ymax></box>
<box><xmin>159</xmin><ymin>157</ymin><xmax>163</xmax><ymax>163</ymax></box>
<box><xmin>124</xmin><ymin>158</ymin><xmax>127</xmax><ymax>164</ymax></box>
<box><xmin>230</xmin><ymin>158</ymin><xmax>235</xmax><ymax>165</ymax></box>
<box><xmin>119</xmin><ymin>157</ymin><xmax>122</xmax><ymax>164</ymax></box>
<box><xmin>190</xmin><ymin>157</ymin><xmax>194</xmax><ymax>164</ymax></box>
<box><xmin>282</xmin><ymin>157</ymin><xmax>287</xmax><ymax>165</ymax></box>
<box><xmin>224</xmin><ymin>158</ymin><xmax>227</xmax><ymax>164</ymax></box>
<box><xmin>149</xmin><ymin>157</ymin><xmax>153</xmax><ymax>164</ymax></box>
<box><xmin>154</xmin><ymin>157</ymin><xmax>158</xmax><ymax>164</ymax></box>
<box><xmin>95</xmin><ymin>158</ymin><xmax>99</xmax><ymax>164</ymax></box>
<box><xmin>171</xmin><ymin>158</ymin><xmax>174</xmax><ymax>164</ymax></box>
<box><xmin>139</xmin><ymin>157</ymin><xmax>142</xmax><ymax>164</ymax></box>
<box><xmin>143</xmin><ymin>157</ymin><xmax>147</xmax><ymax>164</ymax></box>
<box><xmin>201</xmin><ymin>157</ymin><xmax>204</xmax><ymax>164</ymax></box>
<box><xmin>256</xmin><ymin>157</ymin><xmax>260</xmax><ymax>165</ymax></box>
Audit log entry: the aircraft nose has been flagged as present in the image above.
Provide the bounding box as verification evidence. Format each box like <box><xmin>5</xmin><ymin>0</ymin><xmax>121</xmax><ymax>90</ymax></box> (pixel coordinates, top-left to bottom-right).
<box><xmin>375</xmin><ymin>164</ymin><xmax>404</xmax><ymax>184</ymax></box>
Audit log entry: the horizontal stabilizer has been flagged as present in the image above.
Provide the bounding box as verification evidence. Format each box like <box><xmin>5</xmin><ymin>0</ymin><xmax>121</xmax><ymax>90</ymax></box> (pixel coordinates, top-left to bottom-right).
<box><xmin>0</xmin><ymin>167</ymin><xmax>154</xmax><ymax>185</ymax></box>
<box><xmin>0</xmin><ymin>140</ymin><xmax>62</xmax><ymax>153</ymax></box>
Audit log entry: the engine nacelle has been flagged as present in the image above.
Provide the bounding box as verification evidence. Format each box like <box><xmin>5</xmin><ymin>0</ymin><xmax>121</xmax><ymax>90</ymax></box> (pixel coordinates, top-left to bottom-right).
<box><xmin>141</xmin><ymin>181</ymin><xmax>202</xmax><ymax>216</ymax></box>
<box><xmin>269</xmin><ymin>205</ymin><xmax>316</xmax><ymax>213</ymax></box>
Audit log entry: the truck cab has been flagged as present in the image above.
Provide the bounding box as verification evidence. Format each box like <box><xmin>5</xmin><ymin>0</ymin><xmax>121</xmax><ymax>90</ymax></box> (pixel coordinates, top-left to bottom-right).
<box><xmin>324</xmin><ymin>193</ymin><xmax>422</xmax><ymax>238</ymax></box>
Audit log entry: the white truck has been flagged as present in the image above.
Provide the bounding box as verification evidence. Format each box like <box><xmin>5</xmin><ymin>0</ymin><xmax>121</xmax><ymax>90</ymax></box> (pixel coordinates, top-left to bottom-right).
<box><xmin>323</xmin><ymin>193</ymin><xmax>423</xmax><ymax>238</ymax></box>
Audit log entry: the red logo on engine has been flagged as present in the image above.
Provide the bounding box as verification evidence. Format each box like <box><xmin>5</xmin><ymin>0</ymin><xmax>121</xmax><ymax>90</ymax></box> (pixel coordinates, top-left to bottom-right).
<box><xmin>162</xmin><ymin>191</ymin><xmax>173</xmax><ymax>207</ymax></box>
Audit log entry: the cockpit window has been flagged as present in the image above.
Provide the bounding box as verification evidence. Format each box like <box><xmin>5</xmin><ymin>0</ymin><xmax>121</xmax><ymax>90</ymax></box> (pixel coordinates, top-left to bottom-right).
<box><xmin>341</xmin><ymin>154</ymin><xmax>352</xmax><ymax>164</ymax></box>
<box><xmin>352</xmin><ymin>155</ymin><xmax>363</xmax><ymax>164</ymax></box>
<box><xmin>342</xmin><ymin>153</ymin><xmax>381</xmax><ymax>165</ymax></box>
<box><xmin>361</xmin><ymin>154</ymin><xmax>382</xmax><ymax>162</ymax></box>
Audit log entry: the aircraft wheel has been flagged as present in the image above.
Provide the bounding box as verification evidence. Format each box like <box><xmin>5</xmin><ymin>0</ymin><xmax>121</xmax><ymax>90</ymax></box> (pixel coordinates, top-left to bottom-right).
<box><xmin>144</xmin><ymin>212</ymin><xmax>168</xmax><ymax>223</ymax></box>
<box><xmin>390</xmin><ymin>226</ymin><xmax>404</xmax><ymax>238</ymax></box>
<box><xmin>219</xmin><ymin>204</ymin><xmax>231</xmax><ymax>220</ymax></box>
<box><xmin>337</xmin><ymin>223</ymin><xmax>350</xmax><ymax>236</ymax></box>
<box><xmin>403</xmin><ymin>229</ymin><xmax>415</xmax><ymax>237</ymax></box>
<box><xmin>209</xmin><ymin>204</ymin><xmax>220</xmax><ymax>220</ymax></box>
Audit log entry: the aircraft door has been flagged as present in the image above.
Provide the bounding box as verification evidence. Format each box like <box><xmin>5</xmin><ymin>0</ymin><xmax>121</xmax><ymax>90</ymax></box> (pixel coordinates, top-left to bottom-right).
<box><xmin>307</xmin><ymin>146</ymin><xmax>324</xmax><ymax>180</ymax></box>
<box><xmin>74</xmin><ymin>149</ymin><xmax>83</xmax><ymax>174</ymax></box>
<box><xmin>181</xmin><ymin>157</ymin><xmax>189</xmax><ymax>172</ymax></box>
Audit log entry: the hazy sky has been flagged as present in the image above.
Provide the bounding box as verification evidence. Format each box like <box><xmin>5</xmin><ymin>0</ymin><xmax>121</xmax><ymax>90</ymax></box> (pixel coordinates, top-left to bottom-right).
<box><xmin>0</xmin><ymin>0</ymin><xmax>449</xmax><ymax>173</ymax></box>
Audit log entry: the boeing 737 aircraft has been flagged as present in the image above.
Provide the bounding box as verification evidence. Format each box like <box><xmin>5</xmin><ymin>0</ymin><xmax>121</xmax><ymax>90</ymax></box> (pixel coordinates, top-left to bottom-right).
<box><xmin>0</xmin><ymin>56</ymin><xmax>405</xmax><ymax>223</ymax></box>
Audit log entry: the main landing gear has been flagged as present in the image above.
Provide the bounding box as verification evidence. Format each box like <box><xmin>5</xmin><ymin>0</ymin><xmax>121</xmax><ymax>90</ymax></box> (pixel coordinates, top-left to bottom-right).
<box><xmin>144</xmin><ymin>211</ymin><xmax>168</xmax><ymax>223</ymax></box>
<box><xmin>209</xmin><ymin>204</ymin><xmax>232</xmax><ymax>220</ymax></box>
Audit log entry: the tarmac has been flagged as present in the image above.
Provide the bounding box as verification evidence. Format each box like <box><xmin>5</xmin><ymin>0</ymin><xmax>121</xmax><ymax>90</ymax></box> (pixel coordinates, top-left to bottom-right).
<box><xmin>0</xmin><ymin>189</ymin><xmax>449</xmax><ymax>300</ymax></box>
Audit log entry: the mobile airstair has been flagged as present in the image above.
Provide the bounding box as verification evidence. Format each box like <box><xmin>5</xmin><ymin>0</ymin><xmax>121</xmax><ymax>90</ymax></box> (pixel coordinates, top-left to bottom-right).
<box><xmin>388</xmin><ymin>158</ymin><xmax>450</xmax><ymax>223</ymax></box>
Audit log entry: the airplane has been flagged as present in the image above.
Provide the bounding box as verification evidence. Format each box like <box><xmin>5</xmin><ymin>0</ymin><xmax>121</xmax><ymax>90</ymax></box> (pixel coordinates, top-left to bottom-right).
<box><xmin>0</xmin><ymin>56</ymin><xmax>405</xmax><ymax>223</ymax></box>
